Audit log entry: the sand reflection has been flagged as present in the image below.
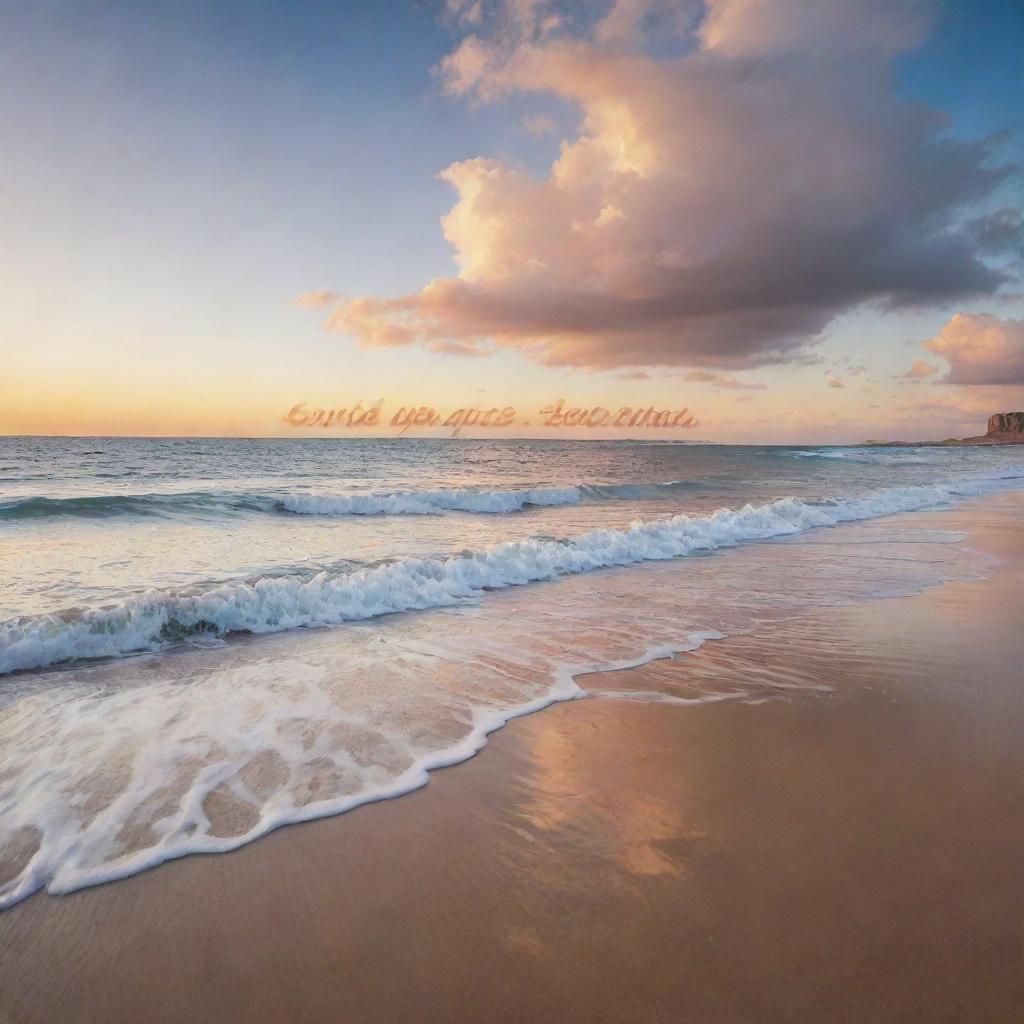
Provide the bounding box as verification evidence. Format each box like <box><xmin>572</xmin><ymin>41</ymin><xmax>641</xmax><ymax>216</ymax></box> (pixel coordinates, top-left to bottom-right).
<box><xmin>509</xmin><ymin>704</ymin><xmax>706</xmax><ymax>887</ymax></box>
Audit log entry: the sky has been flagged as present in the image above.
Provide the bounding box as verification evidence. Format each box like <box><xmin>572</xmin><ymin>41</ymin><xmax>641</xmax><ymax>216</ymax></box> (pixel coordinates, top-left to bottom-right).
<box><xmin>0</xmin><ymin>0</ymin><xmax>1022</xmax><ymax>442</ymax></box>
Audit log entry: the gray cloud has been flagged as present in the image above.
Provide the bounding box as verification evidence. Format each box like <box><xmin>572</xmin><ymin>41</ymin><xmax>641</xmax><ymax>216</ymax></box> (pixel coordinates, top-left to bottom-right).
<box><xmin>967</xmin><ymin>206</ymin><xmax>1024</xmax><ymax>257</ymax></box>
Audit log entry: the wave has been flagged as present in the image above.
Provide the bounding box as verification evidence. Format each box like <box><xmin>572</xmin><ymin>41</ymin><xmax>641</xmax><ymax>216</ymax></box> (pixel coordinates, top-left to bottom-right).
<box><xmin>790</xmin><ymin>447</ymin><xmax>971</xmax><ymax>463</ymax></box>
<box><xmin>580</xmin><ymin>480</ymin><xmax>709</xmax><ymax>500</ymax></box>
<box><xmin>278</xmin><ymin>486</ymin><xmax>582</xmax><ymax>516</ymax></box>
<box><xmin>1</xmin><ymin>477</ymin><xmax>1014</xmax><ymax>676</ymax></box>
<box><xmin>0</xmin><ymin>481</ymin><xmax>707</xmax><ymax>521</ymax></box>
<box><xmin>0</xmin><ymin>491</ymin><xmax>273</xmax><ymax>520</ymax></box>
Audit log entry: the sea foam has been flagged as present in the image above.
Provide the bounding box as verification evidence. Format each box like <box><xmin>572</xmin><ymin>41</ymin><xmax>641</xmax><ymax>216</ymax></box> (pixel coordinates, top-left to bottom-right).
<box><xmin>0</xmin><ymin>477</ymin><xmax>1011</xmax><ymax>677</ymax></box>
<box><xmin>0</xmin><ymin>481</ymin><xmax>1008</xmax><ymax>909</ymax></box>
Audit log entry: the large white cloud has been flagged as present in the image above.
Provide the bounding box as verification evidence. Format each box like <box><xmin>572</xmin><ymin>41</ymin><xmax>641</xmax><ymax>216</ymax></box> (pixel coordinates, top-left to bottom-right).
<box><xmin>324</xmin><ymin>0</ymin><xmax>1014</xmax><ymax>371</ymax></box>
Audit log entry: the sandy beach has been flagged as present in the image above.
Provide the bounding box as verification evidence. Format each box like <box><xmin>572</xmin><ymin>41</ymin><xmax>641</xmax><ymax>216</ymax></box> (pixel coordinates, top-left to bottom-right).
<box><xmin>2</xmin><ymin>492</ymin><xmax>1023</xmax><ymax>1024</ymax></box>
<box><xmin>5</xmin><ymin>0</ymin><xmax>1024</xmax><ymax>1017</ymax></box>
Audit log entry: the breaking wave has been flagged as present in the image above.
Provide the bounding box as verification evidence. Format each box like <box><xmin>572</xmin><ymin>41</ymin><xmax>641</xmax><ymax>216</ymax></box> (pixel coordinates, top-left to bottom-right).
<box><xmin>1</xmin><ymin>477</ymin><xmax>1014</xmax><ymax>676</ymax></box>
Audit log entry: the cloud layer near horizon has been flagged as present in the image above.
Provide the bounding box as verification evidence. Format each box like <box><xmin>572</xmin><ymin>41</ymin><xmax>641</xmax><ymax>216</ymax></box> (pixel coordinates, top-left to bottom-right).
<box><xmin>325</xmin><ymin>0</ymin><xmax>1015</xmax><ymax>371</ymax></box>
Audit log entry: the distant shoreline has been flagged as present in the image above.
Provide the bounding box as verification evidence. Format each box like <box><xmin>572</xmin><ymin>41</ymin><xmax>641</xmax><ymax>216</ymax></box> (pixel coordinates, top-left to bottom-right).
<box><xmin>866</xmin><ymin>412</ymin><xmax>1024</xmax><ymax>447</ymax></box>
<box><xmin>864</xmin><ymin>437</ymin><xmax>1024</xmax><ymax>447</ymax></box>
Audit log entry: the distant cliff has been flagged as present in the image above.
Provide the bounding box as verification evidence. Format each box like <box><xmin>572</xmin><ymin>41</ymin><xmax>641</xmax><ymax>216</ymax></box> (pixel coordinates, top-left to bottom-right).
<box><xmin>987</xmin><ymin>412</ymin><xmax>1024</xmax><ymax>439</ymax></box>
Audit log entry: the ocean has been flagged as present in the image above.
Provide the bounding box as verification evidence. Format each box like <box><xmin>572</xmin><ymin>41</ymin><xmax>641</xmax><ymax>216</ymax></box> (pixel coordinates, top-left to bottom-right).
<box><xmin>2</xmin><ymin>436</ymin><xmax>1023</xmax><ymax>907</ymax></box>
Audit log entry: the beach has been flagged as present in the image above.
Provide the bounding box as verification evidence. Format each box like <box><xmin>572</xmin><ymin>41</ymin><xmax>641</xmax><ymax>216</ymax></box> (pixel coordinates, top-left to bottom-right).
<box><xmin>2</xmin><ymin>490</ymin><xmax>1022</xmax><ymax>1024</ymax></box>
<box><xmin>5</xmin><ymin>0</ymin><xmax>1024</xmax><ymax>1016</ymax></box>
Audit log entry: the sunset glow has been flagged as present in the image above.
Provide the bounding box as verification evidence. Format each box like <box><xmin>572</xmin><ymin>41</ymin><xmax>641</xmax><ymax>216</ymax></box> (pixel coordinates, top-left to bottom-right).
<box><xmin>1</xmin><ymin>0</ymin><xmax>1022</xmax><ymax>440</ymax></box>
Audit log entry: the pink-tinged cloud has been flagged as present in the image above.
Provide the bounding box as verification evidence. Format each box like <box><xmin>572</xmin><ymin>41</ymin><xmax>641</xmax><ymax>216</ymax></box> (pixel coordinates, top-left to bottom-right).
<box><xmin>679</xmin><ymin>370</ymin><xmax>767</xmax><ymax>390</ymax></box>
<box><xmin>427</xmin><ymin>339</ymin><xmax>493</xmax><ymax>357</ymax></box>
<box><xmin>699</xmin><ymin>0</ymin><xmax>935</xmax><ymax>57</ymax></box>
<box><xmin>295</xmin><ymin>290</ymin><xmax>342</xmax><ymax>308</ymax></box>
<box><xmin>923</xmin><ymin>313</ymin><xmax>1024</xmax><ymax>385</ymax></box>
<box><xmin>893</xmin><ymin>359</ymin><xmax>939</xmax><ymax>380</ymax></box>
<box><xmin>868</xmin><ymin>381</ymin><xmax>1024</xmax><ymax>442</ymax></box>
<box><xmin>521</xmin><ymin>113</ymin><xmax>556</xmax><ymax>137</ymax></box>
<box><xmin>324</xmin><ymin>0</ymin><xmax>1012</xmax><ymax>371</ymax></box>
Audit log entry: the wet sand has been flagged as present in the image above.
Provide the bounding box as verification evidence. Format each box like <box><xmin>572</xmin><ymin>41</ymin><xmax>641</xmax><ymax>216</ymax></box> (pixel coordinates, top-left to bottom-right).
<box><xmin>2</xmin><ymin>493</ymin><xmax>1023</xmax><ymax>1023</ymax></box>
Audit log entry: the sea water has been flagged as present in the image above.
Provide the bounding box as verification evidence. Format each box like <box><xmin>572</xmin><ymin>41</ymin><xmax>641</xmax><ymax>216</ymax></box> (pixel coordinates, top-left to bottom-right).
<box><xmin>1</xmin><ymin>437</ymin><xmax>1022</xmax><ymax>906</ymax></box>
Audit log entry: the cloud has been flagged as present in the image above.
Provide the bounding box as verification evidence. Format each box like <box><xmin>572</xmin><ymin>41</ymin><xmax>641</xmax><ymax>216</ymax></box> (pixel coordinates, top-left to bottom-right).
<box><xmin>596</xmin><ymin>0</ymin><xmax>699</xmax><ymax>48</ymax></box>
<box><xmin>893</xmin><ymin>358</ymin><xmax>939</xmax><ymax>380</ymax></box>
<box><xmin>699</xmin><ymin>0</ymin><xmax>934</xmax><ymax>58</ymax></box>
<box><xmin>324</xmin><ymin>0</ymin><xmax>1013</xmax><ymax>371</ymax></box>
<box><xmin>965</xmin><ymin>206</ymin><xmax>1024</xmax><ymax>257</ymax></box>
<box><xmin>679</xmin><ymin>369</ymin><xmax>767</xmax><ymax>389</ymax></box>
<box><xmin>521</xmin><ymin>113</ymin><xmax>556</xmax><ymax>137</ymax></box>
<box><xmin>923</xmin><ymin>313</ymin><xmax>1024</xmax><ymax>385</ymax></box>
<box><xmin>427</xmin><ymin>340</ymin><xmax>493</xmax><ymax>357</ymax></box>
<box><xmin>794</xmin><ymin>352</ymin><xmax>825</xmax><ymax>366</ymax></box>
<box><xmin>294</xmin><ymin>290</ymin><xmax>341</xmax><ymax>309</ymax></box>
<box><xmin>878</xmin><ymin>381</ymin><xmax>1024</xmax><ymax>439</ymax></box>
<box><xmin>827</xmin><ymin>377</ymin><xmax>845</xmax><ymax>388</ymax></box>
<box><xmin>445</xmin><ymin>0</ymin><xmax>484</xmax><ymax>27</ymax></box>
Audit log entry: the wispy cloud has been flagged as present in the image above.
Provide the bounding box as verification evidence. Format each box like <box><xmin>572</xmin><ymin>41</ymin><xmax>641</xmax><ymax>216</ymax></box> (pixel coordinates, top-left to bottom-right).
<box><xmin>520</xmin><ymin>113</ymin><xmax>556</xmax><ymax>137</ymax></box>
<box><xmin>427</xmin><ymin>339</ymin><xmax>493</xmax><ymax>357</ymax></box>
<box><xmin>679</xmin><ymin>370</ymin><xmax>767</xmax><ymax>390</ymax></box>
<box><xmin>294</xmin><ymin>290</ymin><xmax>341</xmax><ymax>309</ymax></box>
<box><xmin>893</xmin><ymin>359</ymin><xmax>939</xmax><ymax>381</ymax></box>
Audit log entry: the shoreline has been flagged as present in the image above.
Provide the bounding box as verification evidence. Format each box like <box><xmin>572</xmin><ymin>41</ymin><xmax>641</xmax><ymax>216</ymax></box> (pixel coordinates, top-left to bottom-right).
<box><xmin>1</xmin><ymin>492</ymin><xmax>1023</xmax><ymax>1022</ymax></box>
<box><xmin>0</xmin><ymin>480</ymin><xmax>1012</xmax><ymax>906</ymax></box>
<box><xmin>864</xmin><ymin>438</ymin><xmax>1024</xmax><ymax>447</ymax></box>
